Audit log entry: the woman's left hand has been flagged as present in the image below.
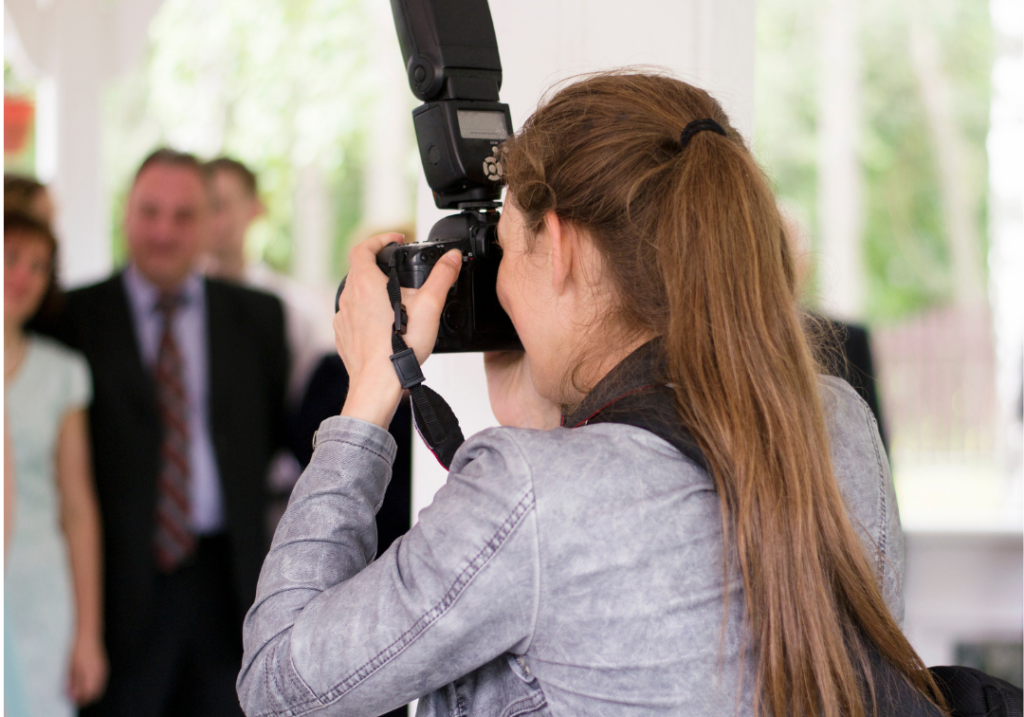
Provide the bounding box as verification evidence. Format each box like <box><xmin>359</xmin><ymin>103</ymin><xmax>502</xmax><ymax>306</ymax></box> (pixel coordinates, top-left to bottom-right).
<box><xmin>67</xmin><ymin>631</ymin><xmax>108</xmax><ymax>706</ymax></box>
<box><xmin>335</xmin><ymin>233</ymin><xmax>462</xmax><ymax>428</ymax></box>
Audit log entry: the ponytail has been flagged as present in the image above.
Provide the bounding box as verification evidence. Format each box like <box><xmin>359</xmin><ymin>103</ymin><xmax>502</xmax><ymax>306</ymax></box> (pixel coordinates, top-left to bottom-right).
<box><xmin>501</xmin><ymin>71</ymin><xmax>946</xmax><ymax>717</ymax></box>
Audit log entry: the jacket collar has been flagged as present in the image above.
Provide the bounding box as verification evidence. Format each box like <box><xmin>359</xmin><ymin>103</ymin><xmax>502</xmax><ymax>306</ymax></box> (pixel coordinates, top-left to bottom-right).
<box><xmin>563</xmin><ymin>339</ymin><xmax>709</xmax><ymax>472</ymax></box>
<box><xmin>563</xmin><ymin>339</ymin><xmax>666</xmax><ymax>428</ymax></box>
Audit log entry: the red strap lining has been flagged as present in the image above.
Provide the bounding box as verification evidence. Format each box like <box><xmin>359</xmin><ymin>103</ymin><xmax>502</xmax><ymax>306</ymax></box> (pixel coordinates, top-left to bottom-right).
<box><xmin>570</xmin><ymin>383</ymin><xmax>660</xmax><ymax>428</ymax></box>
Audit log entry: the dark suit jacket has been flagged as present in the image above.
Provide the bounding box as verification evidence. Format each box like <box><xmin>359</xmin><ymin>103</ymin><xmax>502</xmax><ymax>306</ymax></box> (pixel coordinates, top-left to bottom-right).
<box><xmin>806</xmin><ymin>313</ymin><xmax>888</xmax><ymax>450</ymax></box>
<box><xmin>51</xmin><ymin>273</ymin><xmax>288</xmax><ymax>665</ymax></box>
<box><xmin>289</xmin><ymin>354</ymin><xmax>413</xmax><ymax>556</ymax></box>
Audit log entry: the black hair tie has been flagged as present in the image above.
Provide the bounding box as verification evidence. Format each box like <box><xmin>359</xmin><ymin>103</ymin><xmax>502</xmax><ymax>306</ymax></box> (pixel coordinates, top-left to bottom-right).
<box><xmin>679</xmin><ymin>118</ymin><xmax>727</xmax><ymax>150</ymax></box>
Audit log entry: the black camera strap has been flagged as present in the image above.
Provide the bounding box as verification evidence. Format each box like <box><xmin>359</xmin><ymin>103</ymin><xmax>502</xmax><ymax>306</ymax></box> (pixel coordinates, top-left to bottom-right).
<box><xmin>385</xmin><ymin>266</ymin><xmax>466</xmax><ymax>469</ymax></box>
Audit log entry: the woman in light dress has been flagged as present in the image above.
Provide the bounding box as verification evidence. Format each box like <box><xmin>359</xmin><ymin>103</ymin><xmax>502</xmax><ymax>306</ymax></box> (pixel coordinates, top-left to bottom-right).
<box><xmin>4</xmin><ymin>209</ymin><xmax>108</xmax><ymax>715</ymax></box>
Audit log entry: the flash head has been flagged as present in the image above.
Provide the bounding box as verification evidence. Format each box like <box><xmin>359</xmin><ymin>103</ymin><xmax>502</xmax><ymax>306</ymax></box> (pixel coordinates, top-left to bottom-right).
<box><xmin>390</xmin><ymin>0</ymin><xmax>503</xmax><ymax>103</ymax></box>
<box><xmin>390</xmin><ymin>0</ymin><xmax>512</xmax><ymax>210</ymax></box>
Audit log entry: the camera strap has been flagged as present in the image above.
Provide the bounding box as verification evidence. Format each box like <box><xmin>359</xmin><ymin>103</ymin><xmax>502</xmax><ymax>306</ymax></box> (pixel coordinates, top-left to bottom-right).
<box><xmin>385</xmin><ymin>266</ymin><xmax>466</xmax><ymax>470</ymax></box>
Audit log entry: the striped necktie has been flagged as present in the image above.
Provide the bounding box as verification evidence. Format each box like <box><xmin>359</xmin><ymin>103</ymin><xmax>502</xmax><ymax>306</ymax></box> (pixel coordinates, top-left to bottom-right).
<box><xmin>153</xmin><ymin>291</ymin><xmax>195</xmax><ymax>572</ymax></box>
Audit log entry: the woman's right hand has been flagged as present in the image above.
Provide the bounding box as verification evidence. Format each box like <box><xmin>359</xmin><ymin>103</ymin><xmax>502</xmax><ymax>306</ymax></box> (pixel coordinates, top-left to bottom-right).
<box><xmin>484</xmin><ymin>351</ymin><xmax>561</xmax><ymax>430</ymax></box>
<box><xmin>67</xmin><ymin>630</ymin><xmax>108</xmax><ymax>705</ymax></box>
<box><xmin>335</xmin><ymin>233</ymin><xmax>462</xmax><ymax>429</ymax></box>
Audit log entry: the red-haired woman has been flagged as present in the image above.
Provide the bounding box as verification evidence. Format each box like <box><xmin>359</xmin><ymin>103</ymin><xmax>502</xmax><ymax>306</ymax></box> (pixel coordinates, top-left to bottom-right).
<box><xmin>5</xmin><ymin>212</ymin><xmax>107</xmax><ymax>714</ymax></box>
<box><xmin>238</xmin><ymin>73</ymin><xmax>945</xmax><ymax>717</ymax></box>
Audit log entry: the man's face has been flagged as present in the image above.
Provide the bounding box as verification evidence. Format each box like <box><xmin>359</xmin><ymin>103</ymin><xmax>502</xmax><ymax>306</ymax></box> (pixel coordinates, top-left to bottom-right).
<box><xmin>124</xmin><ymin>164</ymin><xmax>209</xmax><ymax>289</ymax></box>
<box><xmin>210</xmin><ymin>169</ymin><xmax>261</xmax><ymax>258</ymax></box>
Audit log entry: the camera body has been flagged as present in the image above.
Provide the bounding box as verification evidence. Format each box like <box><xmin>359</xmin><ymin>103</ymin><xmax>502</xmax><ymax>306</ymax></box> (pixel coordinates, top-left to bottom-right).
<box><xmin>375</xmin><ymin>209</ymin><xmax>519</xmax><ymax>353</ymax></box>
<box><xmin>334</xmin><ymin>0</ymin><xmax>520</xmax><ymax>353</ymax></box>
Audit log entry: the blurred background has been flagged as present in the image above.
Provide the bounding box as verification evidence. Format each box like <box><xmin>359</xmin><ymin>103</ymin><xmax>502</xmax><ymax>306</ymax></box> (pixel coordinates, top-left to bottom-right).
<box><xmin>5</xmin><ymin>0</ymin><xmax>1022</xmax><ymax>686</ymax></box>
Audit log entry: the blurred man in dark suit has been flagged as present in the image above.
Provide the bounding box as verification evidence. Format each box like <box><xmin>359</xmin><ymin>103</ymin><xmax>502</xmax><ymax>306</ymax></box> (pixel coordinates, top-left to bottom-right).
<box><xmin>54</xmin><ymin>149</ymin><xmax>288</xmax><ymax>717</ymax></box>
<box><xmin>785</xmin><ymin>214</ymin><xmax>888</xmax><ymax>448</ymax></box>
<box><xmin>805</xmin><ymin>313</ymin><xmax>888</xmax><ymax>448</ymax></box>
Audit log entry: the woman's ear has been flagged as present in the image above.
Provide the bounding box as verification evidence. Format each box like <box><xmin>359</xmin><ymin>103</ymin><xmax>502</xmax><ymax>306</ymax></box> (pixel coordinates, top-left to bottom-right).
<box><xmin>545</xmin><ymin>210</ymin><xmax>573</xmax><ymax>293</ymax></box>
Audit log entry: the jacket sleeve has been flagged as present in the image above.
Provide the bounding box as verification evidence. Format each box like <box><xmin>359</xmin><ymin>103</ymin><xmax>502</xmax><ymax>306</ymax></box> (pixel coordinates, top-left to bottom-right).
<box><xmin>821</xmin><ymin>375</ymin><xmax>905</xmax><ymax>625</ymax></box>
<box><xmin>237</xmin><ymin>416</ymin><xmax>540</xmax><ymax>717</ymax></box>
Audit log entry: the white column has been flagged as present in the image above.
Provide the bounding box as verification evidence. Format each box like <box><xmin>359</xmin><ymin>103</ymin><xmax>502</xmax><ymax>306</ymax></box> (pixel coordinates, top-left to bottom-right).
<box><xmin>292</xmin><ymin>164</ymin><xmax>333</xmax><ymax>289</ymax></box>
<box><xmin>5</xmin><ymin>0</ymin><xmax>166</xmax><ymax>288</ymax></box>
<box><xmin>412</xmin><ymin>0</ymin><xmax>758</xmax><ymax>518</ymax></box>
<box><xmin>987</xmin><ymin>0</ymin><xmax>1024</xmax><ymax>505</ymax></box>
<box><xmin>816</xmin><ymin>0</ymin><xmax>864</xmax><ymax>322</ymax></box>
<box><xmin>361</xmin><ymin>0</ymin><xmax>416</xmax><ymax>233</ymax></box>
<box><xmin>48</xmin><ymin>0</ymin><xmax>110</xmax><ymax>287</ymax></box>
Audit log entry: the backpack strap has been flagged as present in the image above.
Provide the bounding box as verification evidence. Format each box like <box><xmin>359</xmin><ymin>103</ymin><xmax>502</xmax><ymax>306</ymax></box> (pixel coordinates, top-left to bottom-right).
<box><xmin>929</xmin><ymin>665</ymin><xmax>1024</xmax><ymax>717</ymax></box>
<box><xmin>567</xmin><ymin>382</ymin><xmax>708</xmax><ymax>472</ymax></box>
<box><xmin>562</xmin><ymin>340</ymin><xmax>709</xmax><ymax>471</ymax></box>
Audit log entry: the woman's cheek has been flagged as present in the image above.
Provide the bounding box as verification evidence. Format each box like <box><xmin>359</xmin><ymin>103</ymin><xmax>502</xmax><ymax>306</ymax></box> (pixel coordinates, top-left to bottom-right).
<box><xmin>25</xmin><ymin>274</ymin><xmax>49</xmax><ymax>314</ymax></box>
<box><xmin>496</xmin><ymin>260</ymin><xmax>512</xmax><ymax>317</ymax></box>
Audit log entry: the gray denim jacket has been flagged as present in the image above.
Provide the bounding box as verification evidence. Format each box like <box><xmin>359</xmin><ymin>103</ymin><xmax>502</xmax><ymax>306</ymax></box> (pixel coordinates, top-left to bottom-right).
<box><xmin>238</xmin><ymin>375</ymin><xmax>902</xmax><ymax>717</ymax></box>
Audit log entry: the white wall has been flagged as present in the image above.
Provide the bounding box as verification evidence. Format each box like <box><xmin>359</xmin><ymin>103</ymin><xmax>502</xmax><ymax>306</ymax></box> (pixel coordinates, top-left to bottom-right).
<box><xmin>903</xmin><ymin>531</ymin><xmax>1023</xmax><ymax>668</ymax></box>
<box><xmin>411</xmin><ymin>0</ymin><xmax>757</xmax><ymax>519</ymax></box>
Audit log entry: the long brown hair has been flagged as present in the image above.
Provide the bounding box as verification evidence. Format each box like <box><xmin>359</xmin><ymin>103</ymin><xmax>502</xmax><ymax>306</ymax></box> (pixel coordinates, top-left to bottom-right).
<box><xmin>4</xmin><ymin>174</ymin><xmax>47</xmax><ymax>216</ymax></box>
<box><xmin>500</xmin><ymin>71</ymin><xmax>945</xmax><ymax>717</ymax></box>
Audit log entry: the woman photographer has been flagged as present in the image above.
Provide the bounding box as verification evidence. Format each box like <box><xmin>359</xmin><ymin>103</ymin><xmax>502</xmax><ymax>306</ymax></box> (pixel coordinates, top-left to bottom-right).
<box><xmin>239</xmin><ymin>72</ymin><xmax>945</xmax><ymax>717</ymax></box>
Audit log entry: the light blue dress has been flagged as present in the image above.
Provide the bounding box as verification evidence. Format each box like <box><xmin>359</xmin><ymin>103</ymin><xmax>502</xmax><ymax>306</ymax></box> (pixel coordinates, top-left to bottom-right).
<box><xmin>5</xmin><ymin>335</ymin><xmax>92</xmax><ymax>717</ymax></box>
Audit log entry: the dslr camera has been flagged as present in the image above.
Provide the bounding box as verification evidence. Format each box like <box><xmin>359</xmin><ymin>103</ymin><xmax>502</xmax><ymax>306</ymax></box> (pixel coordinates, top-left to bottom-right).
<box><xmin>336</xmin><ymin>0</ymin><xmax>520</xmax><ymax>353</ymax></box>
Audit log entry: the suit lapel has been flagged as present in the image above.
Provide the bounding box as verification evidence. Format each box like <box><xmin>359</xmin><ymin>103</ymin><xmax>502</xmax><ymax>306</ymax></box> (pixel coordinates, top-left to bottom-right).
<box><xmin>105</xmin><ymin>273</ymin><xmax>159</xmax><ymax>420</ymax></box>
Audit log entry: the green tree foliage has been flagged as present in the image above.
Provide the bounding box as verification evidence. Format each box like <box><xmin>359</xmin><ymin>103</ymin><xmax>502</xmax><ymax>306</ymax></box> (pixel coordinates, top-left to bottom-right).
<box><xmin>754</xmin><ymin>0</ymin><xmax>820</xmax><ymax>234</ymax></box>
<box><xmin>755</xmin><ymin>0</ymin><xmax>992</xmax><ymax>323</ymax></box>
<box><xmin>104</xmin><ymin>0</ymin><xmax>379</xmax><ymax>278</ymax></box>
<box><xmin>860</xmin><ymin>3</ymin><xmax>951</xmax><ymax>319</ymax></box>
